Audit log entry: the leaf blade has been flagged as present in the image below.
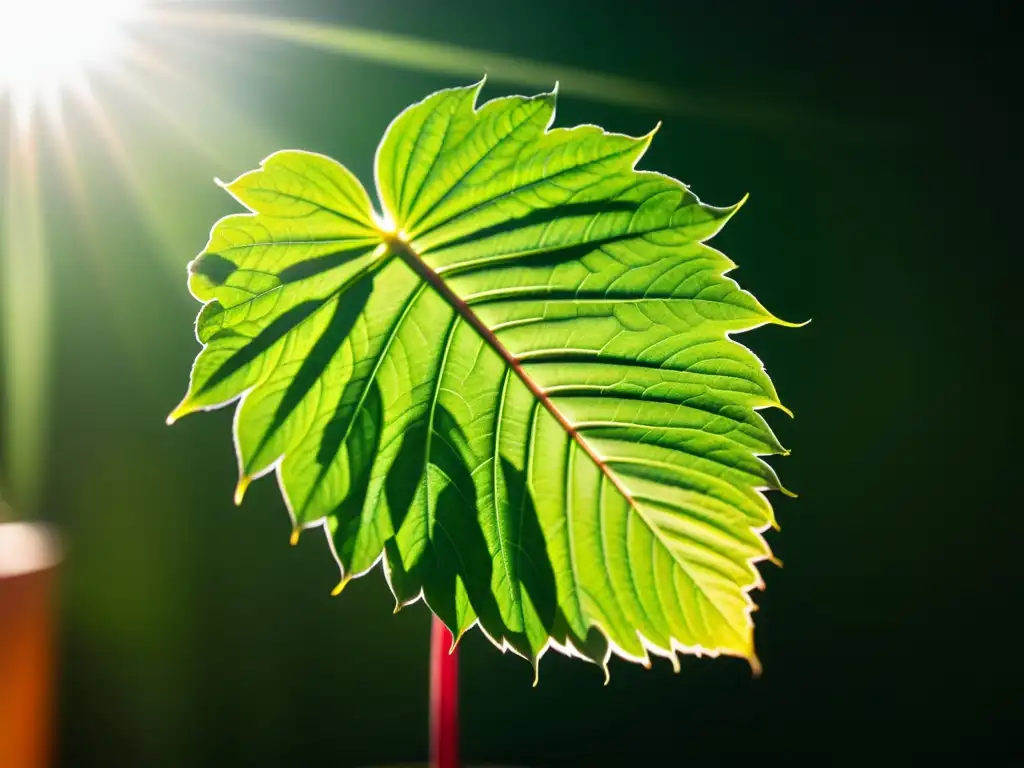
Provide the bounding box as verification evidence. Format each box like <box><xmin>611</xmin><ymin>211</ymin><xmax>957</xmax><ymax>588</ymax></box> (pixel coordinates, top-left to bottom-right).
<box><xmin>173</xmin><ymin>83</ymin><xmax>796</xmax><ymax>677</ymax></box>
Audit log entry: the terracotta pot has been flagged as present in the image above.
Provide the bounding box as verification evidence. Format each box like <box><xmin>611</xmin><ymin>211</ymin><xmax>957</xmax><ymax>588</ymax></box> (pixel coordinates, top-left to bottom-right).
<box><xmin>0</xmin><ymin>522</ymin><xmax>62</xmax><ymax>768</ymax></box>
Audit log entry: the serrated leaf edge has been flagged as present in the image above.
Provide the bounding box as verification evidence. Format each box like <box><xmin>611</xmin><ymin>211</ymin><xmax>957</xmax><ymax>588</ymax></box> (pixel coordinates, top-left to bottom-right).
<box><xmin>167</xmin><ymin>81</ymin><xmax>798</xmax><ymax>682</ymax></box>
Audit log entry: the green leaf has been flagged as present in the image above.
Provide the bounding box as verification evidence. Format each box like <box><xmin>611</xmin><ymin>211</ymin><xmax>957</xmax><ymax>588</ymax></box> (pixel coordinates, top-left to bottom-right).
<box><xmin>169</xmin><ymin>80</ymin><xmax>798</xmax><ymax>678</ymax></box>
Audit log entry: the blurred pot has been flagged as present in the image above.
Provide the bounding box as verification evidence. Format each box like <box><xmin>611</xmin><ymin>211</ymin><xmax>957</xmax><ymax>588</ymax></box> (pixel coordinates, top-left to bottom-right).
<box><xmin>0</xmin><ymin>522</ymin><xmax>62</xmax><ymax>768</ymax></box>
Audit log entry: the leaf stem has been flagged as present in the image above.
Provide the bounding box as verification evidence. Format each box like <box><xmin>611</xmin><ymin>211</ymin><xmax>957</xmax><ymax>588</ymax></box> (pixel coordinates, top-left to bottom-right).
<box><xmin>430</xmin><ymin>615</ymin><xmax>460</xmax><ymax>768</ymax></box>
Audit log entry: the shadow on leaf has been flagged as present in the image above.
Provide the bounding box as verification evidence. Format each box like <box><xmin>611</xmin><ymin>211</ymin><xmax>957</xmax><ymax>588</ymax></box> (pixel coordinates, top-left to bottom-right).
<box><xmin>249</xmin><ymin>273</ymin><xmax>374</xmax><ymax>464</ymax></box>
<box><xmin>373</xmin><ymin>405</ymin><xmax>607</xmax><ymax>670</ymax></box>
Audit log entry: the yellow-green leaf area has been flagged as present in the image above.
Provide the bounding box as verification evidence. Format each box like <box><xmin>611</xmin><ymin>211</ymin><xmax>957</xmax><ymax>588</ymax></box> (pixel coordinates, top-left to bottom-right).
<box><xmin>171</xmin><ymin>80</ymin><xmax>799</xmax><ymax>679</ymax></box>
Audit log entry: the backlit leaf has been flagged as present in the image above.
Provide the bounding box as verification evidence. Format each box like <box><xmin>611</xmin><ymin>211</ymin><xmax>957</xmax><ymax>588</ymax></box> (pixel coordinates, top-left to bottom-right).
<box><xmin>169</xmin><ymin>80</ymin><xmax>799</xmax><ymax>678</ymax></box>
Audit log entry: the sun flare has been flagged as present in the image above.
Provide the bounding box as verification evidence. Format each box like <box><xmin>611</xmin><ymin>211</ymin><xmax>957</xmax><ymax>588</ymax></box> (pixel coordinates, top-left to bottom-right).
<box><xmin>0</xmin><ymin>0</ymin><xmax>144</xmax><ymax>125</ymax></box>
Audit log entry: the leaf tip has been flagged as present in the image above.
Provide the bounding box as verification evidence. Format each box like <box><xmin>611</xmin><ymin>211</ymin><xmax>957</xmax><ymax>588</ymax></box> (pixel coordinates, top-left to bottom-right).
<box><xmin>289</xmin><ymin>528</ymin><xmax>301</xmax><ymax>546</ymax></box>
<box><xmin>331</xmin><ymin>577</ymin><xmax>350</xmax><ymax>597</ymax></box>
<box><xmin>723</xmin><ymin>192</ymin><xmax>750</xmax><ymax>219</ymax></box>
<box><xmin>233</xmin><ymin>475</ymin><xmax>252</xmax><ymax>506</ymax></box>
<box><xmin>454</xmin><ymin>625</ymin><xmax>473</xmax><ymax>649</ymax></box>
<box><xmin>749</xmin><ymin>652</ymin><xmax>764</xmax><ymax>679</ymax></box>
<box><xmin>772</xmin><ymin>314</ymin><xmax>812</xmax><ymax>330</ymax></box>
<box><xmin>713</xmin><ymin>192</ymin><xmax>749</xmax><ymax>225</ymax></box>
<box><xmin>166</xmin><ymin>400</ymin><xmax>191</xmax><ymax>425</ymax></box>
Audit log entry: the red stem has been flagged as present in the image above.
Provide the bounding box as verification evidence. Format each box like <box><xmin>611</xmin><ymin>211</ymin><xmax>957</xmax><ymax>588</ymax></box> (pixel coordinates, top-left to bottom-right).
<box><xmin>429</xmin><ymin>615</ymin><xmax>460</xmax><ymax>768</ymax></box>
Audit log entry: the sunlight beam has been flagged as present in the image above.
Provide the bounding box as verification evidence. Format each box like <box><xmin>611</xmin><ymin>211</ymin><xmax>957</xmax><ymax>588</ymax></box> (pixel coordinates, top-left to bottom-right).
<box><xmin>146</xmin><ymin>7</ymin><xmax>911</xmax><ymax>141</ymax></box>
<box><xmin>0</xmin><ymin>0</ymin><xmax>144</xmax><ymax>129</ymax></box>
<box><xmin>147</xmin><ymin>7</ymin><xmax>872</xmax><ymax>138</ymax></box>
<box><xmin>118</xmin><ymin>39</ymin><xmax>280</xmax><ymax>165</ymax></box>
<box><xmin>148</xmin><ymin>8</ymin><xmax>680</xmax><ymax>114</ymax></box>
<box><xmin>1</xmin><ymin>131</ymin><xmax>50</xmax><ymax>513</ymax></box>
<box><xmin>71</xmin><ymin>80</ymin><xmax>186</xmax><ymax>274</ymax></box>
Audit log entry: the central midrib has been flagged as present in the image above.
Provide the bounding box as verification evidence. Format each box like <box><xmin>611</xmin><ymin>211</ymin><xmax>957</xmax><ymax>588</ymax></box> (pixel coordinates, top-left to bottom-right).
<box><xmin>387</xmin><ymin>235</ymin><xmax>755</xmax><ymax>648</ymax></box>
<box><xmin>386</xmin><ymin>236</ymin><xmax>641</xmax><ymax>516</ymax></box>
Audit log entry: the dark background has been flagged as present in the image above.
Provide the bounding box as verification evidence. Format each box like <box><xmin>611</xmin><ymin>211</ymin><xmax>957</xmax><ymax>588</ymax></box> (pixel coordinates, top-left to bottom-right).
<box><xmin>1</xmin><ymin>0</ymin><xmax>1017</xmax><ymax>763</ymax></box>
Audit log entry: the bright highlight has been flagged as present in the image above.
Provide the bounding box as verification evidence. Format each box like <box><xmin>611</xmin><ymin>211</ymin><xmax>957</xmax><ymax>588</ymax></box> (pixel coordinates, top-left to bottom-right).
<box><xmin>0</xmin><ymin>0</ymin><xmax>143</xmax><ymax>124</ymax></box>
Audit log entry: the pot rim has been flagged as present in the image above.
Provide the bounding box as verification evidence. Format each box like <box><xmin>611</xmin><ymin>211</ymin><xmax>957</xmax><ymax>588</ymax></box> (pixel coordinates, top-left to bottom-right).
<box><xmin>0</xmin><ymin>521</ymin><xmax>62</xmax><ymax>579</ymax></box>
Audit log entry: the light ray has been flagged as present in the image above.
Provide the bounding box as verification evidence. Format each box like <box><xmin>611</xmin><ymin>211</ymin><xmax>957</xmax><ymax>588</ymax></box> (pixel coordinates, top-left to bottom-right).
<box><xmin>0</xmin><ymin>0</ymin><xmax>145</xmax><ymax>129</ymax></box>
<box><xmin>144</xmin><ymin>7</ymin><xmax>891</xmax><ymax>139</ymax></box>
<box><xmin>120</xmin><ymin>37</ymin><xmax>202</xmax><ymax>92</ymax></box>
<box><xmin>39</xmin><ymin>94</ymin><xmax>99</xmax><ymax>247</ymax></box>
<box><xmin>2</xmin><ymin>129</ymin><xmax>50</xmax><ymax>513</ymax></box>
<box><xmin>105</xmin><ymin>67</ymin><xmax>223</xmax><ymax>166</ymax></box>
<box><xmin>120</xmin><ymin>41</ymin><xmax>280</xmax><ymax>164</ymax></box>
<box><xmin>39</xmin><ymin>93</ymin><xmax>158</xmax><ymax>389</ymax></box>
<box><xmin>71</xmin><ymin>79</ymin><xmax>187</xmax><ymax>273</ymax></box>
<box><xmin>147</xmin><ymin>8</ymin><xmax>684</xmax><ymax>114</ymax></box>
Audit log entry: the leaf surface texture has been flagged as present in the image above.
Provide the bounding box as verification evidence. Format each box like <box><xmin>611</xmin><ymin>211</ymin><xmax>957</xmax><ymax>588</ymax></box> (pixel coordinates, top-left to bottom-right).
<box><xmin>171</xmin><ymin>82</ymin><xmax>796</xmax><ymax>676</ymax></box>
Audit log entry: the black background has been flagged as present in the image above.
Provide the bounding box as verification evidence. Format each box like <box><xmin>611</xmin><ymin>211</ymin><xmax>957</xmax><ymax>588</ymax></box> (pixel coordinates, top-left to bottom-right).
<box><xmin>1</xmin><ymin>0</ymin><xmax>1017</xmax><ymax>763</ymax></box>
